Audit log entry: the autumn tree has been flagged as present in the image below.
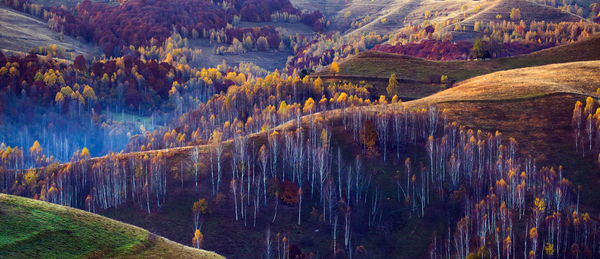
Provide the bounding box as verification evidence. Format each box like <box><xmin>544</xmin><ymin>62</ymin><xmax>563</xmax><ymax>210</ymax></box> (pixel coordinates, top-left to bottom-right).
<box><xmin>360</xmin><ymin>120</ymin><xmax>378</xmax><ymax>157</ymax></box>
<box><xmin>510</xmin><ymin>8</ymin><xmax>521</xmax><ymax>21</ymax></box>
<box><xmin>386</xmin><ymin>73</ymin><xmax>399</xmax><ymax>97</ymax></box>
<box><xmin>192</xmin><ymin>198</ymin><xmax>209</xmax><ymax>229</ymax></box>
<box><xmin>572</xmin><ymin>101</ymin><xmax>583</xmax><ymax>151</ymax></box>
<box><xmin>472</xmin><ymin>39</ymin><xmax>488</xmax><ymax>59</ymax></box>
<box><xmin>29</xmin><ymin>141</ymin><xmax>43</xmax><ymax>167</ymax></box>
<box><xmin>330</xmin><ymin>61</ymin><xmax>339</xmax><ymax>76</ymax></box>
<box><xmin>74</xmin><ymin>55</ymin><xmax>87</xmax><ymax>72</ymax></box>
<box><xmin>257</xmin><ymin>36</ymin><xmax>270</xmax><ymax>51</ymax></box>
<box><xmin>313</xmin><ymin>77</ymin><xmax>324</xmax><ymax>95</ymax></box>
<box><xmin>192</xmin><ymin>229</ymin><xmax>204</xmax><ymax>249</ymax></box>
<box><xmin>259</xmin><ymin>144</ymin><xmax>268</xmax><ymax>204</ymax></box>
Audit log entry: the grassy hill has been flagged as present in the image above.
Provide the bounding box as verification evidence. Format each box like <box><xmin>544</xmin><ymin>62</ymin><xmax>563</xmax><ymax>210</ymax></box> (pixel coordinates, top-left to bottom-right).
<box><xmin>0</xmin><ymin>193</ymin><xmax>222</xmax><ymax>258</ymax></box>
<box><xmin>313</xmin><ymin>35</ymin><xmax>600</xmax><ymax>99</ymax></box>
<box><xmin>398</xmin><ymin>60</ymin><xmax>600</xmax><ymax>209</ymax></box>
<box><xmin>450</xmin><ymin>0</ymin><xmax>584</xmax><ymax>39</ymax></box>
<box><xmin>0</xmin><ymin>6</ymin><xmax>99</xmax><ymax>60</ymax></box>
<box><xmin>309</xmin><ymin>60</ymin><xmax>600</xmax><ymax>210</ymax></box>
<box><xmin>103</xmin><ymin>61</ymin><xmax>600</xmax><ymax>255</ymax></box>
<box><xmin>6</xmin><ymin>60</ymin><xmax>600</xmax><ymax>258</ymax></box>
<box><xmin>314</xmin><ymin>0</ymin><xmax>584</xmax><ymax>39</ymax></box>
<box><xmin>463</xmin><ymin>0</ymin><xmax>583</xmax><ymax>24</ymax></box>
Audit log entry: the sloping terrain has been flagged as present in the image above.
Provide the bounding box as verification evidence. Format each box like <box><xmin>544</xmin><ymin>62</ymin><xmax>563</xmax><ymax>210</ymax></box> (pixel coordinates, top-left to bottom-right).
<box><xmin>0</xmin><ymin>6</ymin><xmax>98</xmax><ymax>59</ymax></box>
<box><xmin>309</xmin><ymin>0</ymin><xmax>584</xmax><ymax>39</ymax></box>
<box><xmin>459</xmin><ymin>0</ymin><xmax>583</xmax><ymax>26</ymax></box>
<box><xmin>294</xmin><ymin>0</ymin><xmax>481</xmax><ymax>35</ymax></box>
<box><xmin>103</xmin><ymin>61</ymin><xmax>600</xmax><ymax>256</ymax></box>
<box><xmin>451</xmin><ymin>0</ymin><xmax>584</xmax><ymax>34</ymax></box>
<box><xmin>313</xmin><ymin>35</ymin><xmax>600</xmax><ymax>99</ymax></box>
<box><xmin>411</xmin><ymin>61</ymin><xmax>599</xmax><ymax>102</ymax></box>
<box><xmin>0</xmin><ymin>193</ymin><xmax>222</xmax><ymax>258</ymax></box>
<box><xmin>400</xmin><ymin>61</ymin><xmax>600</xmax><ymax>208</ymax></box>
<box><xmin>5</xmin><ymin>60</ymin><xmax>599</xmax><ymax>258</ymax></box>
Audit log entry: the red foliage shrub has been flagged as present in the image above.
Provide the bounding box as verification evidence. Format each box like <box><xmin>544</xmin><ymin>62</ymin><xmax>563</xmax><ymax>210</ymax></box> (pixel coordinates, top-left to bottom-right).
<box><xmin>279</xmin><ymin>180</ymin><xmax>299</xmax><ymax>206</ymax></box>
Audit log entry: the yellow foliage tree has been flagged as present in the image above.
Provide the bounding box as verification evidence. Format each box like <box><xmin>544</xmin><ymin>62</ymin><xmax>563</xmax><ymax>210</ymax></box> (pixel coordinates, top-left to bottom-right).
<box><xmin>55</xmin><ymin>92</ymin><xmax>65</xmax><ymax>104</ymax></box>
<box><xmin>313</xmin><ymin>77</ymin><xmax>324</xmax><ymax>94</ymax></box>
<box><xmin>510</xmin><ymin>8</ymin><xmax>521</xmax><ymax>21</ymax></box>
<box><xmin>330</xmin><ymin>62</ymin><xmax>340</xmax><ymax>75</ymax></box>
<box><xmin>386</xmin><ymin>73</ymin><xmax>399</xmax><ymax>97</ymax></box>
<box><xmin>80</xmin><ymin>147</ymin><xmax>91</xmax><ymax>159</ymax></box>
<box><xmin>192</xmin><ymin>229</ymin><xmax>204</xmax><ymax>248</ymax></box>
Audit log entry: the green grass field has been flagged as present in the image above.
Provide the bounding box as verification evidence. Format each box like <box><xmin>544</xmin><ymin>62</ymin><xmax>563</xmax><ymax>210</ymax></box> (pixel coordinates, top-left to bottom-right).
<box><xmin>0</xmin><ymin>194</ymin><xmax>223</xmax><ymax>258</ymax></box>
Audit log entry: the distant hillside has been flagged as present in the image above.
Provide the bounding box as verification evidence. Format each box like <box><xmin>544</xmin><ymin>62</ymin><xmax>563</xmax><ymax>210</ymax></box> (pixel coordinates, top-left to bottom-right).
<box><xmin>451</xmin><ymin>0</ymin><xmax>584</xmax><ymax>37</ymax></box>
<box><xmin>462</xmin><ymin>0</ymin><xmax>583</xmax><ymax>24</ymax></box>
<box><xmin>0</xmin><ymin>194</ymin><xmax>222</xmax><ymax>258</ymax></box>
<box><xmin>0</xmin><ymin>6</ymin><xmax>98</xmax><ymax>59</ymax></box>
<box><xmin>318</xmin><ymin>0</ymin><xmax>584</xmax><ymax>39</ymax></box>
<box><xmin>313</xmin><ymin>35</ymin><xmax>600</xmax><ymax>99</ymax></box>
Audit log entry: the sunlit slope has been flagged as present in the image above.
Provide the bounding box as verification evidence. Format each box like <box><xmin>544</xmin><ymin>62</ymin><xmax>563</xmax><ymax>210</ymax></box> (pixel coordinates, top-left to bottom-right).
<box><xmin>453</xmin><ymin>0</ymin><xmax>583</xmax><ymax>32</ymax></box>
<box><xmin>312</xmin><ymin>36</ymin><xmax>600</xmax><ymax>99</ymax></box>
<box><xmin>316</xmin><ymin>0</ymin><xmax>583</xmax><ymax>38</ymax></box>
<box><xmin>401</xmin><ymin>61</ymin><xmax>600</xmax><ymax>209</ymax></box>
<box><xmin>413</xmin><ymin>61</ymin><xmax>600</xmax><ymax>103</ymax></box>
<box><xmin>401</xmin><ymin>61</ymin><xmax>599</xmax><ymax>157</ymax></box>
<box><xmin>0</xmin><ymin>194</ymin><xmax>223</xmax><ymax>258</ymax></box>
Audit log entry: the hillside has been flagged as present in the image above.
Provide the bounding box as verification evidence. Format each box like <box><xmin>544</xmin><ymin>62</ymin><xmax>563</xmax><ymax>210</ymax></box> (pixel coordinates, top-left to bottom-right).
<box><xmin>450</xmin><ymin>0</ymin><xmax>584</xmax><ymax>39</ymax></box>
<box><xmin>89</xmin><ymin>61</ymin><xmax>600</xmax><ymax>256</ymax></box>
<box><xmin>3</xmin><ymin>60</ymin><xmax>600</xmax><ymax>258</ymax></box>
<box><xmin>401</xmin><ymin>60</ymin><xmax>600</xmax><ymax>208</ymax></box>
<box><xmin>313</xmin><ymin>35</ymin><xmax>600</xmax><ymax>99</ymax></box>
<box><xmin>3</xmin><ymin>0</ymin><xmax>600</xmax><ymax>257</ymax></box>
<box><xmin>0</xmin><ymin>193</ymin><xmax>222</xmax><ymax>258</ymax></box>
<box><xmin>459</xmin><ymin>0</ymin><xmax>583</xmax><ymax>26</ymax></box>
<box><xmin>412</xmin><ymin>61</ymin><xmax>599</xmax><ymax>102</ymax></box>
<box><xmin>0</xmin><ymin>6</ymin><xmax>98</xmax><ymax>59</ymax></box>
<box><xmin>314</xmin><ymin>0</ymin><xmax>584</xmax><ymax>39</ymax></box>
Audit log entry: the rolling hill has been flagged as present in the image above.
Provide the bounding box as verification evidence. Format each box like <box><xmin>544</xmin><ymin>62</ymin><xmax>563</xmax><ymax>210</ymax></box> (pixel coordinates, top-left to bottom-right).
<box><xmin>4</xmin><ymin>59</ymin><xmax>600</xmax><ymax>258</ymax></box>
<box><xmin>313</xmin><ymin>35</ymin><xmax>600</xmax><ymax>99</ymax></box>
<box><xmin>104</xmin><ymin>60</ymin><xmax>600</xmax><ymax>256</ymax></box>
<box><xmin>399</xmin><ymin>60</ymin><xmax>600</xmax><ymax>209</ymax></box>
<box><xmin>3</xmin><ymin>0</ymin><xmax>600</xmax><ymax>257</ymax></box>
<box><xmin>0</xmin><ymin>193</ymin><xmax>223</xmax><ymax>258</ymax></box>
<box><xmin>449</xmin><ymin>0</ymin><xmax>584</xmax><ymax>39</ymax></box>
<box><xmin>0</xmin><ymin>6</ymin><xmax>98</xmax><ymax>60</ymax></box>
<box><xmin>305</xmin><ymin>0</ymin><xmax>585</xmax><ymax>40</ymax></box>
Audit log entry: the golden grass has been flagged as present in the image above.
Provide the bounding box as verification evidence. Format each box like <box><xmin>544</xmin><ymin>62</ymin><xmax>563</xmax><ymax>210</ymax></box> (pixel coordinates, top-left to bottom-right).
<box><xmin>411</xmin><ymin>60</ymin><xmax>600</xmax><ymax>104</ymax></box>
<box><xmin>313</xmin><ymin>36</ymin><xmax>600</xmax><ymax>100</ymax></box>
